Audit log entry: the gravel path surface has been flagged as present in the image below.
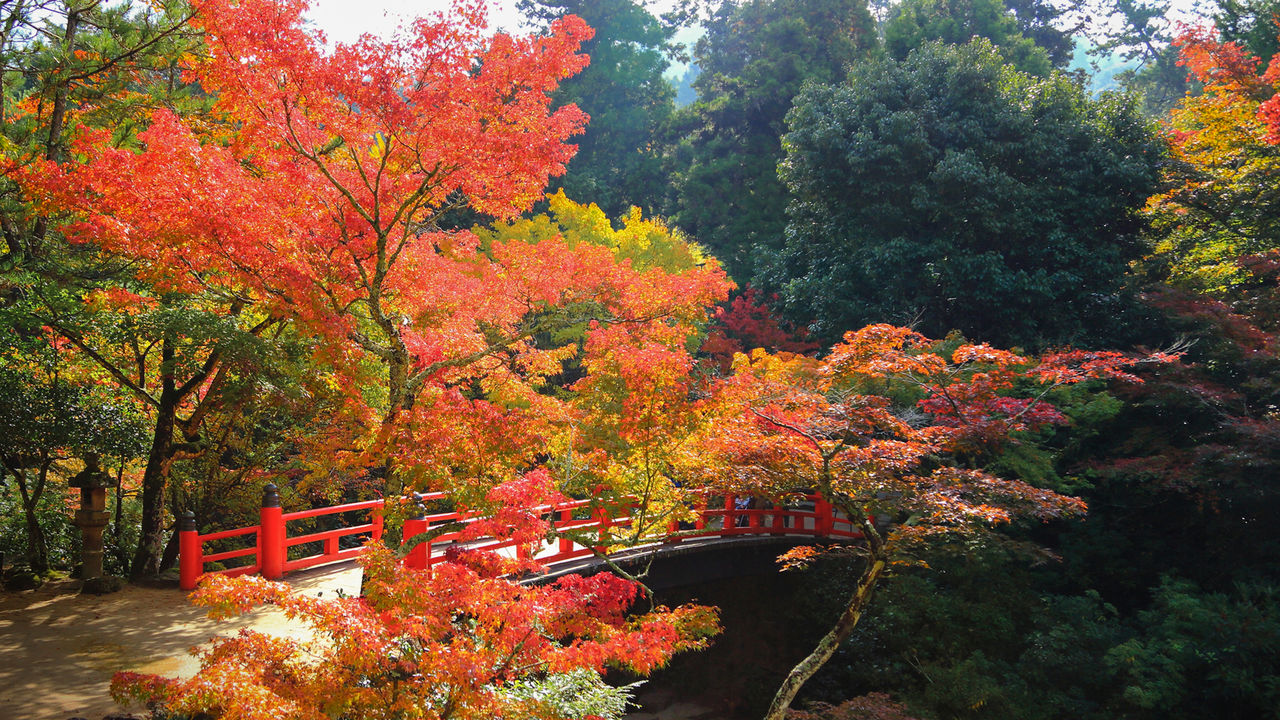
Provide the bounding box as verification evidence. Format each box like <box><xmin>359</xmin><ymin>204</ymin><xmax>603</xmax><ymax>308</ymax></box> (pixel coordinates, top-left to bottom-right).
<box><xmin>0</xmin><ymin>564</ymin><xmax>362</xmax><ymax>720</ymax></box>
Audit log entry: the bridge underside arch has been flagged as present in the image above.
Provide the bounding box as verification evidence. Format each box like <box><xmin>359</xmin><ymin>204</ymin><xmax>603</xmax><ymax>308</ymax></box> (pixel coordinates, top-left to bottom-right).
<box><xmin>531</xmin><ymin>535</ymin><xmax>859</xmax><ymax>591</ymax></box>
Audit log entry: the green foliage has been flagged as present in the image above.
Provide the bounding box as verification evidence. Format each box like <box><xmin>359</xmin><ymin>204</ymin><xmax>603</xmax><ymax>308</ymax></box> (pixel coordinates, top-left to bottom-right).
<box><xmin>883</xmin><ymin>0</ymin><xmax>1056</xmax><ymax>75</ymax></box>
<box><xmin>0</xmin><ymin>362</ymin><xmax>148</xmax><ymax>466</ymax></box>
<box><xmin>0</xmin><ymin>477</ymin><xmax>77</xmax><ymax>570</ymax></box>
<box><xmin>664</xmin><ymin>0</ymin><xmax>878</xmax><ymax>283</ymax></box>
<box><xmin>772</xmin><ymin>39</ymin><xmax>1162</xmax><ymax>347</ymax></box>
<box><xmin>1106</xmin><ymin>578</ymin><xmax>1280</xmax><ymax>717</ymax></box>
<box><xmin>520</xmin><ymin>0</ymin><xmax>677</xmax><ymax>219</ymax></box>
<box><xmin>501</xmin><ymin>669</ymin><xmax>642</xmax><ymax>719</ymax></box>
<box><xmin>797</xmin><ymin>546</ymin><xmax>1280</xmax><ymax>720</ymax></box>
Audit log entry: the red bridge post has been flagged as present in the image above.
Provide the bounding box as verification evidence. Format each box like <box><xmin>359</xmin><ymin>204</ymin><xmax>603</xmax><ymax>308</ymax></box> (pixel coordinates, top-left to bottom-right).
<box><xmin>402</xmin><ymin>513</ymin><xmax>428</xmax><ymax>570</ymax></box>
<box><xmin>178</xmin><ymin>510</ymin><xmax>201</xmax><ymax>591</ymax></box>
<box><xmin>260</xmin><ymin>484</ymin><xmax>285</xmax><ymax>580</ymax></box>
<box><xmin>558</xmin><ymin>508</ymin><xmax>573</xmax><ymax>555</ymax></box>
<box><xmin>593</xmin><ymin>494</ymin><xmax>610</xmax><ymax>553</ymax></box>
<box><xmin>814</xmin><ymin>497</ymin><xmax>832</xmax><ymax>537</ymax></box>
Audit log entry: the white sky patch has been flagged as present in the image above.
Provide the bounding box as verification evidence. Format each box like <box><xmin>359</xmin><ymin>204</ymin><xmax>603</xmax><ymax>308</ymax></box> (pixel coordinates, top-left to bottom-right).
<box><xmin>305</xmin><ymin>0</ymin><xmax>1216</xmax><ymax>81</ymax></box>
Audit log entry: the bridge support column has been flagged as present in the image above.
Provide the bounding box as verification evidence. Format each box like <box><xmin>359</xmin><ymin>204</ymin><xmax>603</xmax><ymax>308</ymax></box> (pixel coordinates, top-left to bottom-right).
<box><xmin>260</xmin><ymin>484</ymin><xmax>285</xmax><ymax>580</ymax></box>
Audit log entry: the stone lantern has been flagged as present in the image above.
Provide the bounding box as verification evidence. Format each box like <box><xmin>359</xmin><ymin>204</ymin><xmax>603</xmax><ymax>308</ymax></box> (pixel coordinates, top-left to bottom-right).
<box><xmin>69</xmin><ymin>453</ymin><xmax>111</xmax><ymax>583</ymax></box>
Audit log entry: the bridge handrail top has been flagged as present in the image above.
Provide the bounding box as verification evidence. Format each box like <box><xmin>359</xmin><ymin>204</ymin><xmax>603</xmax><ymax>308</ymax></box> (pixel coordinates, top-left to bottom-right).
<box><xmin>283</xmin><ymin>499</ymin><xmax>385</xmax><ymax>521</ymax></box>
<box><xmin>200</xmin><ymin>526</ymin><xmax>259</xmax><ymax>543</ymax></box>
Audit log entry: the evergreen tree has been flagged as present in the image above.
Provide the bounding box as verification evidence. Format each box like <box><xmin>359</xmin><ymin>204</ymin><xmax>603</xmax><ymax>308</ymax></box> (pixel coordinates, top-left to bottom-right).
<box><xmin>882</xmin><ymin>0</ymin><xmax>1058</xmax><ymax>74</ymax></box>
<box><xmin>773</xmin><ymin>39</ymin><xmax>1162</xmax><ymax>347</ymax></box>
<box><xmin>664</xmin><ymin>0</ymin><xmax>878</xmax><ymax>284</ymax></box>
<box><xmin>519</xmin><ymin>0</ymin><xmax>677</xmax><ymax>219</ymax></box>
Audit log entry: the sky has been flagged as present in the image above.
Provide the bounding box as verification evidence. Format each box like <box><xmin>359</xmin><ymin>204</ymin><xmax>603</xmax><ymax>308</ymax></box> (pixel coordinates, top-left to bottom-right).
<box><xmin>307</xmin><ymin>1</ymin><xmax>678</xmax><ymax>43</ymax></box>
<box><xmin>305</xmin><ymin>0</ymin><xmax>1215</xmax><ymax>66</ymax></box>
<box><xmin>307</xmin><ymin>1</ymin><xmax>524</xmax><ymax>42</ymax></box>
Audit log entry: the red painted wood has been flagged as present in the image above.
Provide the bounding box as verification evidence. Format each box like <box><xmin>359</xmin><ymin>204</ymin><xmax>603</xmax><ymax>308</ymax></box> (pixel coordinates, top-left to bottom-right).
<box><xmin>179</xmin><ymin>526</ymin><xmax>202</xmax><ymax>591</ymax></box>
<box><xmin>179</xmin><ymin>492</ymin><xmax>854</xmax><ymax>585</ymax></box>
<box><xmin>260</xmin><ymin>504</ymin><xmax>285</xmax><ymax>580</ymax></box>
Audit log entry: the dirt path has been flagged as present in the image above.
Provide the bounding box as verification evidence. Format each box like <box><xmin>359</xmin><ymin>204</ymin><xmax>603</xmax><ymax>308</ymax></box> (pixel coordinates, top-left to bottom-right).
<box><xmin>0</xmin><ymin>563</ymin><xmax>725</xmax><ymax>720</ymax></box>
<box><xmin>0</xmin><ymin>564</ymin><xmax>362</xmax><ymax>720</ymax></box>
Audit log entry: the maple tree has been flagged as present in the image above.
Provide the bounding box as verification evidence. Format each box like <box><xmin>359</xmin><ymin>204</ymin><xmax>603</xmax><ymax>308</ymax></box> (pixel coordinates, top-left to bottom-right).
<box><xmin>0</xmin><ymin>0</ymin><xmax>237</xmax><ymax>577</ymax></box>
<box><xmin>678</xmin><ymin>324</ymin><xmax>1173</xmax><ymax>719</ymax></box>
<box><xmin>472</xmin><ymin>191</ymin><xmax>731</xmax><ymax>545</ymax></box>
<box><xmin>701</xmin><ymin>286</ymin><xmax>819</xmax><ymax>372</ymax></box>
<box><xmin>113</xmin><ymin>472</ymin><xmax>720</xmax><ymax>720</ymax></box>
<box><xmin>1144</xmin><ymin>25</ymin><xmax>1280</xmax><ymax>296</ymax></box>
<box><xmin>20</xmin><ymin>0</ymin><xmax>729</xmax><ymax>579</ymax></box>
<box><xmin>664</xmin><ymin>0</ymin><xmax>878</xmax><ymax>284</ymax></box>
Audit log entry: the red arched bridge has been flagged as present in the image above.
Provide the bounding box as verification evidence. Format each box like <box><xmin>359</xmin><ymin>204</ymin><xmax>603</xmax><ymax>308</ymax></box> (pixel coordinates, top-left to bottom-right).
<box><xmin>178</xmin><ymin>485</ymin><xmax>861</xmax><ymax>591</ymax></box>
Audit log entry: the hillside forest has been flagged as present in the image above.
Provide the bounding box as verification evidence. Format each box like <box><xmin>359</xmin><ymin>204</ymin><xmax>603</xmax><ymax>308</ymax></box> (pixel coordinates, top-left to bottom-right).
<box><xmin>2</xmin><ymin>0</ymin><xmax>1279</xmax><ymax>718</ymax></box>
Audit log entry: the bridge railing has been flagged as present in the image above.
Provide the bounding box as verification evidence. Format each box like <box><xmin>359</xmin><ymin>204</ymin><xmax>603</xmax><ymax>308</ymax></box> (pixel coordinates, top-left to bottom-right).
<box><xmin>178</xmin><ymin>486</ymin><xmax>858</xmax><ymax>590</ymax></box>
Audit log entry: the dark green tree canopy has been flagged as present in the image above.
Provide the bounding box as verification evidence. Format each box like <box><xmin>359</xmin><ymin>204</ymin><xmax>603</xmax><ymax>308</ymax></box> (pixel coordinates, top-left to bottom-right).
<box><xmin>772</xmin><ymin>39</ymin><xmax>1162</xmax><ymax>348</ymax></box>
<box><xmin>518</xmin><ymin>0</ymin><xmax>676</xmax><ymax>219</ymax></box>
<box><xmin>664</xmin><ymin>0</ymin><xmax>878</xmax><ymax>283</ymax></box>
<box><xmin>883</xmin><ymin>0</ymin><xmax>1059</xmax><ymax>74</ymax></box>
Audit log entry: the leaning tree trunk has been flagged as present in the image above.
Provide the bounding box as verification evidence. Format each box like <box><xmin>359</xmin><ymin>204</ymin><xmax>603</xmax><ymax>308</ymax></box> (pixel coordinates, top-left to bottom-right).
<box><xmin>12</xmin><ymin>460</ymin><xmax>52</xmax><ymax>574</ymax></box>
<box><xmin>763</xmin><ymin>540</ymin><xmax>888</xmax><ymax>720</ymax></box>
<box><xmin>131</xmin><ymin>402</ymin><xmax>176</xmax><ymax>578</ymax></box>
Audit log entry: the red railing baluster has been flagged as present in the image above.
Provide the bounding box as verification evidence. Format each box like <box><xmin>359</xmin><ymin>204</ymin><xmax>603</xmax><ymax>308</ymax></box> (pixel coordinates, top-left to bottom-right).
<box><xmin>260</xmin><ymin>484</ymin><xmax>286</xmax><ymax>580</ymax></box>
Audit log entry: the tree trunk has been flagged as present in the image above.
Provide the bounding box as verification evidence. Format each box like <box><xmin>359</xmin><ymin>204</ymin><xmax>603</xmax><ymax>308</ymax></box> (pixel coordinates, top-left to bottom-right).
<box><xmin>12</xmin><ymin>460</ymin><xmax>52</xmax><ymax>574</ymax></box>
<box><xmin>111</xmin><ymin>465</ymin><xmax>128</xmax><ymax>576</ymax></box>
<box><xmin>158</xmin><ymin>524</ymin><xmax>179</xmax><ymax>573</ymax></box>
<box><xmin>763</xmin><ymin>553</ymin><xmax>888</xmax><ymax>720</ymax></box>
<box><xmin>131</xmin><ymin>397</ymin><xmax>176</xmax><ymax>578</ymax></box>
<box><xmin>131</xmin><ymin>336</ymin><xmax>179</xmax><ymax>579</ymax></box>
<box><xmin>44</xmin><ymin>3</ymin><xmax>79</xmax><ymax>163</ymax></box>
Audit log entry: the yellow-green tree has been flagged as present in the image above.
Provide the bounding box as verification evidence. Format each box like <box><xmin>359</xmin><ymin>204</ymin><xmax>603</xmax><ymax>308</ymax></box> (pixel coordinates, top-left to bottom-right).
<box><xmin>1144</xmin><ymin>26</ymin><xmax>1280</xmax><ymax>295</ymax></box>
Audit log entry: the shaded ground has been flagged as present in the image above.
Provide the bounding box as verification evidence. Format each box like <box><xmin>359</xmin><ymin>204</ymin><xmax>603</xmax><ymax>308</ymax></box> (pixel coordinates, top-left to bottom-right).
<box><xmin>0</xmin><ymin>564</ymin><xmax>362</xmax><ymax>720</ymax></box>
